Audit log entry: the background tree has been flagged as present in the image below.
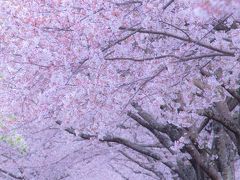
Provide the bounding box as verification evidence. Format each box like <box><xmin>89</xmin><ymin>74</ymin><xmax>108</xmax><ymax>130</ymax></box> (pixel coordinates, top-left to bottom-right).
<box><xmin>0</xmin><ymin>0</ymin><xmax>240</xmax><ymax>179</ymax></box>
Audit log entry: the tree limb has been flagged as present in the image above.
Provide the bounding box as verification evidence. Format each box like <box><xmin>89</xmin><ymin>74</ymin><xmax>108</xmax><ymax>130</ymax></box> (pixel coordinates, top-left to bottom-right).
<box><xmin>119</xmin><ymin>26</ymin><xmax>235</xmax><ymax>56</ymax></box>
<box><xmin>184</xmin><ymin>144</ymin><xmax>222</xmax><ymax>180</ymax></box>
<box><xmin>100</xmin><ymin>134</ymin><xmax>179</xmax><ymax>174</ymax></box>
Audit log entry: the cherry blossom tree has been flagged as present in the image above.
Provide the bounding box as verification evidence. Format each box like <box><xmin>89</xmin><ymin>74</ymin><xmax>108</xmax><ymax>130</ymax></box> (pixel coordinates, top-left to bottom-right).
<box><xmin>0</xmin><ymin>0</ymin><xmax>239</xmax><ymax>179</ymax></box>
<box><xmin>95</xmin><ymin>0</ymin><xmax>240</xmax><ymax>179</ymax></box>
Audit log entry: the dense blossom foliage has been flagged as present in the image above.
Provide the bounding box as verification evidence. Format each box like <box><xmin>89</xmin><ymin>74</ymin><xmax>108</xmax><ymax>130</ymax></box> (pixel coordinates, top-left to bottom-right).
<box><xmin>0</xmin><ymin>0</ymin><xmax>239</xmax><ymax>179</ymax></box>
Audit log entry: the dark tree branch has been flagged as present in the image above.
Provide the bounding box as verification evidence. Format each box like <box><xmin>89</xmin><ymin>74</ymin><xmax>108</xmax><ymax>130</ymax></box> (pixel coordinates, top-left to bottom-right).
<box><xmin>163</xmin><ymin>0</ymin><xmax>175</xmax><ymax>10</ymax></box>
<box><xmin>115</xmin><ymin>1</ymin><xmax>142</xmax><ymax>6</ymax></box>
<box><xmin>120</xmin><ymin>151</ymin><xmax>165</xmax><ymax>179</ymax></box>
<box><xmin>127</xmin><ymin>111</ymin><xmax>174</xmax><ymax>154</ymax></box>
<box><xmin>197</xmin><ymin>118</ymin><xmax>210</xmax><ymax>134</ymax></box>
<box><xmin>184</xmin><ymin>144</ymin><xmax>222</xmax><ymax>180</ymax></box>
<box><xmin>226</xmin><ymin>96</ymin><xmax>239</xmax><ymax>111</ymax></box>
<box><xmin>213</xmin><ymin>124</ymin><xmax>233</xmax><ymax>179</ymax></box>
<box><xmin>105</xmin><ymin>53</ymin><xmax>230</xmax><ymax>62</ymax></box>
<box><xmin>55</xmin><ymin>121</ymin><xmax>97</xmax><ymax>140</ymax></box>
<box><xmin>131</xmin><ymin>102</ymin><xmax>184</xmax><ymax>141</ymax></box>
<box><xmin>119</xmin><ymin>26</ymin><xmax>235</xmax><ymax>56</ymax></box>
<box><xmin>222</xmin><ymin>85</ymin><xmax>240</xmax><ymax>103</ymax></box>
<box><xmin>102</xmin><ymin>28</ymin><xmax>142</xmax><ymax>52</ymax></box>
<box><xmin>65</xmin><ymin>58</ymin><xmax>89</xmax><ymax>85</ymax></box>
<box><xmin>159</xmin><ymin>20</ymin><xmax>191</xmax><ymax>39</ymax></box>
<box><xmin>105</xmin><ymin>54</ymin><xmax>178</xmax><ymax>61</ymax></box>
<box><xmin>202</xmin><ymin>108</ymin><xmax>240</xmax><ymax>137</ymax></box>
<box><xmin>100</xmin><ymin>134</ymin><xmax>179</xmax><ymax>174</ymax></box>
<box><xmin>0</xmin><ymin>168</ymin><xmax>24</xmax><ymax>180</ymax></box>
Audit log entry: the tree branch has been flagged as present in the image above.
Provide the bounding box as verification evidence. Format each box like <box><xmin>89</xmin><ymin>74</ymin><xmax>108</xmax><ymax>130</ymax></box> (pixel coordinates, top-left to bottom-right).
<box><xmin>0</xmin><ymin>168</ymin><xmax>24</xmax><ymax>180</ymax></box>
<box><xmin>127</xmin><ymin>111</ymin><xmax>174</xmax><ymax>154</ymax></box>
<box><xmin>184</xmin><ymin>144</ymin><xmax>222</xmax><ymax>180</ymax></box>
<box><xmin>119</xmin><ymin>26</ymin><xmax>235</xmax><ymax>56</ymax></box>
<box><xmin>120</xmin><ymin>151</ymin><xmax>164</xmax><ymax>179</ymax></box>
<box><xmin>163</xmin><ymin>0</ymin><xmax>175</xmax><ymax>10</ymax></box>
<box><xmin>100</xmin><ymin>134</ymin><xmax>178</xmax><ymax>173</ymax></box>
